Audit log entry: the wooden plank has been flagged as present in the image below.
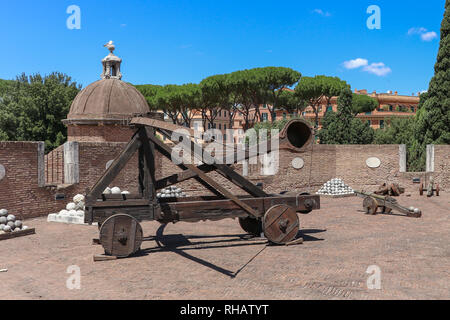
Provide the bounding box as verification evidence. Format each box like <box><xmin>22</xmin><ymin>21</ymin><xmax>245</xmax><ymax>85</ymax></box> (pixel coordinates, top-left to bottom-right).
<box><xmin>130</xmin><ymin>117</ymin><xmax>195</xmax><ymax>136</ymax></box>
<box><xmin>147</xmin><ymin>131</ymin><xmax>260</xmax><ymax>218</ymax></box>
<box><xmin>91</xmin><ymin>199</ymin><xmax>150</xmax><ymax>208</ymax></box>
<box><xmin>140</xmin><ymin>127</ymin><xmax>157</xmax><ymax>202</ymax></box>
<box><xmin>155</xmin><ymin>164</ymin><xmax>216</xmax><ymax>190</ymax></box>
<box><xmin>94</xmin><ymin>254</ymin><xmax>117</xmax><ymax>262</ymax></box>
<box><xmin>86</xmin><ymin>134</ymin><xmax>141</xmax><ymax>204</ymax></box>
<box><xmin>0</xmin><ymin>228</ymin><xmax>36</xmax><ymax>241</ymax></box>
<box><xmin>150</xmin><ymin>129</ymin><xmax>224</xmax><ymax>198</ymax></box>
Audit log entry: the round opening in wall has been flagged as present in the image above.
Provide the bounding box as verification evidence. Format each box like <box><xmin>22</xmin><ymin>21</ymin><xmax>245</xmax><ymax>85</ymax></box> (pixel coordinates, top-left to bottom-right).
<box><xmin>366</xmin><ymin>157</ymin><xmax>381</xmax><ymax>168</ymax></box>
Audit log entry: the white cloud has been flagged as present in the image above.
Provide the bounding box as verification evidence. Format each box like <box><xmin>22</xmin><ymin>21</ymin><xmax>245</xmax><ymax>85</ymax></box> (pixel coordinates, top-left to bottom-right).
<box><xmin>342</xmin><ymin>58</ymin><xmax>392</xmax><ymax>76</ymax></box>
<box><xmin>421</xmin><ymin>31</ymin><xmax>438</xmax><ymax>41</ymax></box>
<box><xmin>408</xmin><ymin>27</ymin><xmax>438</xmax><ymax>41</ymax></box>
<box><xmin>363</xmin><ymin>62</ymin><xmax>392</xmax><ymax>76</ymax></box>
<box><xmin>343</xmin><ymin>58</ymin><xmax>368</xmax><ymax>69</ymax></box>
<box><xmin>313</xmin><ymin>9</ymin><xmax>331</xmax><ymax>17</ymax></box>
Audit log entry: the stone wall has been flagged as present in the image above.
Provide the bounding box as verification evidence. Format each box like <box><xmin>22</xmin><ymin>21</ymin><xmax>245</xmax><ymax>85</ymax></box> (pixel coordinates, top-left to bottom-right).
<box><xmin>0</xmin><ymin>141</ymin><xmax>448</xmax><ymax>220</ymax></box>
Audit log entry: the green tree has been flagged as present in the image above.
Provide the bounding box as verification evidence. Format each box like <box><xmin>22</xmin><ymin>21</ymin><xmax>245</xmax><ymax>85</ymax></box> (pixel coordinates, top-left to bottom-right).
<box><xmin>352</xmin><ymin>93</ymin><xmax>378</xmax><ymax>116</ymax></box>
<box><xmin>318</xmin><ymin>88</ymin><xmax>374</xmax><ymax>144</ymax></box>
<box><xmin>258</xmin><ymin>67</ymin><xmax>301</xmax><ymax>122</ymax></box>
<box><xmin>373</xmin><ymin>117</ymin><xmax>415</xmax><ymax>145</ymax></box>
<box><xmin>0</xmin><ymin>73</ymin><xmax>81</xmax><ymax>152</ymax></box>
<box><xmin>295</xmin><ymin>75</ymin><xmax>349</xmax><ymax>129</ymax></box>
<box><xmin>277</xmin><ymin>89</ymin><xmax>308</xmax><ymax>117</ymax></box>
<box><xmin>410</xmin><ymin>0</ymin><xmax>450</xmax><ymax>171</ymax></box>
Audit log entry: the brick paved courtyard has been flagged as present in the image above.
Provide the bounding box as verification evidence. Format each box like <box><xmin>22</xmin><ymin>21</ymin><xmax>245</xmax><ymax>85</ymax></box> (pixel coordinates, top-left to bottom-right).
<box><xmin>0</xmin><ymin>193</ymin><xmax>448</xmax><ymax>300</ymax></box>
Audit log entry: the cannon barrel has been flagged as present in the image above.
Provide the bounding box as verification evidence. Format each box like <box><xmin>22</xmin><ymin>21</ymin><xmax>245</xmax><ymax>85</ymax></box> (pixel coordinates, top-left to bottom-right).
<box><xmin>279</xmin><ymin>119</ymin><xmax>314</xmax><ymax>151</ymax></box>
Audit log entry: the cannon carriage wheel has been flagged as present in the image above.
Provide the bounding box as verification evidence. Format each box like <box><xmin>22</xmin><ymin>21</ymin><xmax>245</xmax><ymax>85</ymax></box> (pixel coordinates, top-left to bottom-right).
<box><xmin>363</xmin><ymin>196</ymin><xmax>378</xmax><ymax>215</ymax></box>
<box><xmin>99</xmin><ymin>214</ymin><xmax>143</xmax><ymax>258</ymax></box>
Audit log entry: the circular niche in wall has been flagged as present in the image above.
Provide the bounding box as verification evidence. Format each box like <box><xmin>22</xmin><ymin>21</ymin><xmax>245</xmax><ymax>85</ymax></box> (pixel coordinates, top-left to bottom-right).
<box><xmin>292</xmin><ymin>157</ymin><xmax>305</xmax><ymax>170</ymax></box>
<box><xmin>106</xmin><ymin>160</ymin><xmax>114</xmax><ymax>170</ymax></box>
<box><xmin>366</xmin><ymin>157</ymin><xmax>381</xmax><ymax>168</ymax></box>
<box><xmin>0</xmin><ymin>164</ymin><xmax>5</xmax><ymax>181</ymax></box>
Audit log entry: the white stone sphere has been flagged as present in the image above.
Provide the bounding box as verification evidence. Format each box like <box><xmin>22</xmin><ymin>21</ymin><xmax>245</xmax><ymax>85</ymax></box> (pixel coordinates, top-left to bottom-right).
<box><xmin>59</xmin><ymin>209</ymin><xmax>69</xmax><ymax>216</ymax></box>
<box><xmin>7</xmin><ymin>221</ymin><xmax>15</xmax><ymax>228</ymax></box>
<box><xmin>0</xmin><ymin>217</ymin><xmax>6</xmax><ymax>224</ymax></box>
<box><xmin>103</xmin><ymin>187</ymin><xmax>112</xmax><ymax>194</ymax></box>
<box><xmin>73</xmin><ymin>194</ymin><xmax>85</xmax><ymax>204</ymax></box>
<box><xmin>7</xmin><ymin>215</ymin><xmax>15</xmax><ymax>222</ymax></box>
<box><xmin>0</xmin><ymin>209</ymin><xmax>7</xmax><ymax>216</ymax></box>
<box><xmin>76</xmin><ymin>210</ymin><xmax>85</xmax><ymax>217</ymax></box>
<box><xmin>409</xmin><ymin>206</ymin><xmax>415</xmax><ymax>211</ymax></box>
<box><xmin>3</xmin><ymin>225</ymin><xmax>11</xmax><ymax>232</ymax></box>
<box><xmin>111</xmin><ymin>187</ymin><xmax>121</xmax><ymax>194</ymax></box>
<box><xmin>14</xmin><ymin>220</ymin><xmax>22</xmax><ymax>228</ymax></box>
<box><xmin>14</xmin><ymin>228</ymin><xmax>21</xmax><ymax>232</ymax></box>
<box><xmin>414</xmin><ymin>208</ymin><xmax>420</xmax><ymax>214</ymax></box>
<box><xmin>22</xmin><ymin>226</ymin><xmax>29</xmax><ymax>230</ymax></box>
<box><xmin>121</xmin><ymin>191</ymin><xmax>130</xmax><ymax>195</ymax></box>
<box><xmin>68</xmin><ymin>210</ymin><xmax>77</xmax><ymax>217</ymax></box>
<box><xmin>0</xmin><ymin>231</ymin><xmax>4</xmax><ymax>235</ymax></box>
<box><xmin>0</xmin><ymin>224</ymin><xmax>5</xmax><ymax>230</ymax></box>
<box><xmin>157</xmin><ymin>193</ymin><xmax>162</xmax><ymax>198</ymax></box>
<box><xmin>66</xmin><ymin>202</ymin><xmax>76</xmax><ymax>211</ymax></box>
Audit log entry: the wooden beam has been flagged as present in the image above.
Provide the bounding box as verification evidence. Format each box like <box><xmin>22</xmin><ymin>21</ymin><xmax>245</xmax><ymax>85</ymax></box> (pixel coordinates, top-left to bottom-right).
<box><xmin>130</xmin><ymin>117</ymin><xmax>195</xmax><ymax>136</ymax></box>
<box><xmin>146</xmin><ymin>130</ymin><xmax>260</xmax><ymax>218</ymax></box>
<box><xmin>86</xmin><ymin>134</ymin><xmax>141</xmax><ymax>204</ymax></box>
<box><xmin>158</xmin><ymin>129</ymin><xmax>268</xmax><ymax>198</ymax></box>
<box><xmin>155</xmin><ymin>164</ymin><xmax>216</xmax><ymax>190</ymax></box>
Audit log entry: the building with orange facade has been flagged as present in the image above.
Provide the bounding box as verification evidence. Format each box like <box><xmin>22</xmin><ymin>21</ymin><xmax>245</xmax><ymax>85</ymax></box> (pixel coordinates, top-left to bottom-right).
<box><xmin>164</xmin><ymin>88</ymin><xmax>420</xmax><ymax>143</ymax></box>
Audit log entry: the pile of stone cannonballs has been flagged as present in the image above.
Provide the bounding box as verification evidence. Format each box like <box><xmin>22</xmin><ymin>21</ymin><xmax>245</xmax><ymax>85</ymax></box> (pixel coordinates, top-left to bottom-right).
<box><xmin>56</xmin><ymin>194</ymin><xmax>86</xmax><ymax>219</ymax></box>
<box><xmin>157</xmin><ymin>186</ymin><xmax>188</xmax><ymax>199</ymax></box>
<box><xmin>316</xmin><ymin>178</ymin><xmax>355</xmax><ymax>196</ymax></box>
<box><xmin>0</xmin><ymin>209</ymin><xmax>29</xmax><ymax>234</ymax></box>
<box><xmin>103</xmin><ymin>187</ymin><xmax>130</xmax><ymax>195</ymax></box>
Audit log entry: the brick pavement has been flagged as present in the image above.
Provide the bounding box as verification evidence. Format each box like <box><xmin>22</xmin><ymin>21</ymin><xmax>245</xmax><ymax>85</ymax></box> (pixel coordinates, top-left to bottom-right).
<box><xmin>0</xmin><ymin>194</ymin><xmax>448</xmax><ymax>300</ymax></box>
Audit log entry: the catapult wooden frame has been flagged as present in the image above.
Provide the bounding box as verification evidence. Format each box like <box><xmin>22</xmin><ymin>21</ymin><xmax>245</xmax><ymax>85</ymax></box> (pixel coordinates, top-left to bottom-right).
<box><xmin>85</xmin><ymin>117</ymin><xmax>320</xmax><ymax>258</ymax></box>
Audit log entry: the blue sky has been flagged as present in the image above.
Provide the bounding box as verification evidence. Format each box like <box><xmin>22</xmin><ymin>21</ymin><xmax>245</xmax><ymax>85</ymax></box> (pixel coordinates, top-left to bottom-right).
<box><xmin>0</xmin><ymin>0</ymin><xmax>445</xmax><ymax>95</ymax></box>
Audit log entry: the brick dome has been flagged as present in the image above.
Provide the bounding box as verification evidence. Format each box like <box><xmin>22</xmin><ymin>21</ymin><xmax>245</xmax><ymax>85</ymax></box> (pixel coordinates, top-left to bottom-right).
<box><xmin>66</xmin><ymin>79</ymin><xmax>149</xmax><ymax>122</ymax></box>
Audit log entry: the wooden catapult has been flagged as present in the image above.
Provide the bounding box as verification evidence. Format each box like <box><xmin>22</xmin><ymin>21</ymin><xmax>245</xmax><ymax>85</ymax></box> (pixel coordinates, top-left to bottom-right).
<box><xmin>85</xmin><ymin>116</ymin><xmax>321</xmax><ymax>259</ymax></box>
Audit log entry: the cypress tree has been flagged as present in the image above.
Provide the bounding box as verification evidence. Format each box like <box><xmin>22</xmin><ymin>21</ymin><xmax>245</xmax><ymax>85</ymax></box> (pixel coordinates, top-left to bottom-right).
<box><xmin>410</xmin><ymin>0</ymin><xmax>450</xmax><ymax>170</ymax></box>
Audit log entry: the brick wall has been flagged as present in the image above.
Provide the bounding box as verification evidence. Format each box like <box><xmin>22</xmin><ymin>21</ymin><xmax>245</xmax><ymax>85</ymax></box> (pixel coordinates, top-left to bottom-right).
<box><xmin>0</xmin><ymin>141</ymin><xmax>448</xmax><ymax>220</ymax></box>
<box><xmin>45</xmin><ymin>145</ymin><xmax>64</xmax><ymax>185</ymax></box>
<box><xmin>67</xmin><ymin>125</ymin><xmax>135</xmax><ymax>142</ymax></box>
<box><xmin>433</xmin><ymin>145</ymin><xmax>450</xmax><ymax>190</ymax></box>
<box><xmin>0</xmin><ymin>141</ymin><xmax>141</xmax><ymax>219</ymax></box>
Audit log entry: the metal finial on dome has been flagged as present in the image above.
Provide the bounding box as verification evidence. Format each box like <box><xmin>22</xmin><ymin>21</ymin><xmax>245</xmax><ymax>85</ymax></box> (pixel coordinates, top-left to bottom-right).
<box><xmin>101</xmin><ymin>41</ymin><xmax>122</xmax><ymax>80</ymax></box>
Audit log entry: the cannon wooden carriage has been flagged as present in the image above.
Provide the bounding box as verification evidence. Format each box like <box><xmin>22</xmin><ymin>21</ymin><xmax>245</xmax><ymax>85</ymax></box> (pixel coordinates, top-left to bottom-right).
<box><xmin>355</xmin><ymin>190</ymin><xmax>422</xmax><ymax>218</ymax></box>
<box><xmin>85</xmin><ymin>116</ymin><xmax>321</xmax><ymax>258</ymax></box>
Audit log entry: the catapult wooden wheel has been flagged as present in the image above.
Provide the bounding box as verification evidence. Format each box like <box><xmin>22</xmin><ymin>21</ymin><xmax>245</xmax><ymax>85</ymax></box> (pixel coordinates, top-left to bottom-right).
<box><xmin>263</xmin><ymin>204</ymin><xmax>299</xmax><ymax>244</ymax></box>
<box><xmin>239</xmin><ymin>216</ymin><xmax>263</xmax><ymax>236</ymax></box>
<box><xmin>363</xmin><ymin>196</ymin><xmax>378</xmax><ymax>215</ymax></box>
<box><xmin>99</xmin><ymin>214</ymin><xmax>143</xmax><ymax>258</ymax></box>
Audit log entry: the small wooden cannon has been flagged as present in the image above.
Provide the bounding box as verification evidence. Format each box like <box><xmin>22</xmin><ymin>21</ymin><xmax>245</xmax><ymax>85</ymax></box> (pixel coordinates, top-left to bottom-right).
<box><xmin>419</xmin><ymin>177</ymin><xmax>440</xmax><ymax>197</ymax></box>
<box><xmin>85</xmin><ymin>116</ymin><xmax>320</xmax><ymax>258</ymax></box>
<box><xmin>355</xmin><ymin>191</ymin><xmax>422</xmax><ymax>218</ymax></box>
